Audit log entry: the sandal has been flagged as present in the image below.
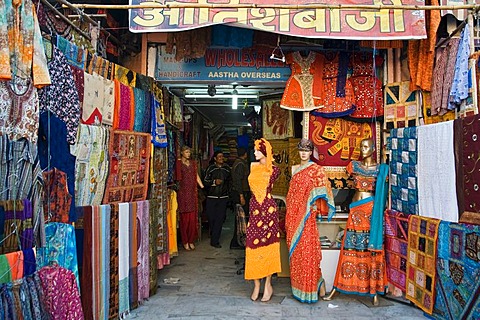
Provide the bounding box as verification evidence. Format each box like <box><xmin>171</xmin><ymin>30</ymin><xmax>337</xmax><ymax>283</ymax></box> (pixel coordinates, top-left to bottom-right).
<box><xmin>183</xmin><ymin>244</ymin><xmax>190</xmax><ymax>251</ymax></box>
<box><xmin>189</xmin><ymin>243</ymin><xmax>195</xmax><ymax>250</ymax></box>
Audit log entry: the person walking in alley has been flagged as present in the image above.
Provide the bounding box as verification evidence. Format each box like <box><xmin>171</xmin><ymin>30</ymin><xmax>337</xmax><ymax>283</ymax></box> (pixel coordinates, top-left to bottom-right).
<box><xmin>204</xmin><ymin>151</ymin><xmax>231</xmax><ymax>248</ymax></box>
<box><xmin>230</xmin><ymin>147</ymin><xmax>250</xmax><ymax>249</ymax></box>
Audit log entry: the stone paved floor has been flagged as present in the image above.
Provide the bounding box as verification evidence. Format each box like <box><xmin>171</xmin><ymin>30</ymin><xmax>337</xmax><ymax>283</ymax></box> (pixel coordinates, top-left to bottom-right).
<box><xmin>129</xmin><ymin>211</ymin><xmax>427</xmax><ymax>320</ymax></box>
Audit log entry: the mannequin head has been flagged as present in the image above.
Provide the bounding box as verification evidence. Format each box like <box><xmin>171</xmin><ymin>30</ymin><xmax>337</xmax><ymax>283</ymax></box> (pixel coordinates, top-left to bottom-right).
<box><xmin>180</xmin><ymin>145</ymin><xmax>192</xmax><ymax>159</ymax></box>
<box><xmin>359</xmin><ymin>138</ymin><xmax>375</xmax><ymax>160</ymax></box>
<box><xmin>297</xmin><ymin>139</ymin><xmax>313</xmax><ymax>164</ymax></box>
<box><xmin>254</xmin><ymin>138</ymin><xmax>273</xmax><ymax>172</ymax></box>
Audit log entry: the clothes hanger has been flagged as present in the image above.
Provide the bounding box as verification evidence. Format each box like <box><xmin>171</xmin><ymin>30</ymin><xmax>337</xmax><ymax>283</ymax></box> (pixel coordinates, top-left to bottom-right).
<box><xmin>270</xmin><ymin>35</ymin><xmax>286</xmax><ymax>63</ymax></box>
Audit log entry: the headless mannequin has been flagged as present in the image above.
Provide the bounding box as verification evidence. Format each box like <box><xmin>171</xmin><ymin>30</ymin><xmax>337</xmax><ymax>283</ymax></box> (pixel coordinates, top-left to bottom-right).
<box><xmin>250</xmin><ymin>148</ymin><xmax>274</xmax><ymax>302</ymax></box>
<box><xmin>323</xmin><ymin>138</ymin><xmax>379</xmax><ymax>306</ymax></box>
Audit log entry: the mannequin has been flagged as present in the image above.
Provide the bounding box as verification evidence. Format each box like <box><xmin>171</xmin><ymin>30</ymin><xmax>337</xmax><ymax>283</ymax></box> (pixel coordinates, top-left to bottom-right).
<box><xmin>323</xmin><ymin>138</ymin><xmax>388</xmax><ymax>305</ymax></box>
<box><xmin>286</xmin><ymin>139</ymin><xmax>335</xmax><ymax>303</ymax></box>
<box><xmin>245</xmin><ymin>138</ymin><xmax>281</xmax><ymax>302</ymax></box>
<box><xmin>176</xmin><ymin>146</ymin><xmax>204</xmax><ymax>251</ymax></box>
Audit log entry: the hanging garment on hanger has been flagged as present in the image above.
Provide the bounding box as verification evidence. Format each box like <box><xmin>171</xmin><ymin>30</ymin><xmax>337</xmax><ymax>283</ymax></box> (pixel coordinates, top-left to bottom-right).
<box><xmin>36</xmin><ymin>223</ymin><xmax>80</xmax><ymax>290</ymax></box>
<box><xmin>0</xmin><ymin>199</ymin><xmax>34</xmax><ymax>254</ymax></box>
<box><xmin>280</xmin><ymin>51</ymin><xmax>324</xmax><ymax>111</ymax></box>
<box><xmin>348</xmin><ymin>52</ymin><xmax>384</xmax><ymax>119</ymax></box>
<box><xmin>38</xmin><ymin>264</ymin><xmax>83</xmax><ymax>319</ymax></box>
<box><xmin>314</xmin><ymin>51</ymin><xmax>355</xmax><ymax>117</ymax></box>
<box><xmin>38</xmin><ymin>46</ymin><xmax>80</xmax><ymax>144</ymax></box>
<box><xmin>42</xmin><ymin>168</ymin><xmax>72</xmax><ymax>224</ymax></box>
<box><xmin>38</xmin><ymin>111</ymin><xmax>76</xmax><ymax>221</ymax></box>
<box><xmin>0</xmin><ymin>0</ymin><xmax>51</xmax><ymax>87</ymax></box>
<box><xmin>0</xmin><ymin>79</ymin><xmax>39</xmax><ymax>143</ymax></box>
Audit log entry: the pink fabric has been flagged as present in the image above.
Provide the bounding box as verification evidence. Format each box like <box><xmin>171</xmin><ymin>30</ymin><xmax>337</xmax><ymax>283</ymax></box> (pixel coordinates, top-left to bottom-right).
<box><xmin>118</xmin><ymin>82</ymin><xmax>132</xmax><ymax>130</ymax></box>
<box><xmin>137</xmin><ymin>200</ymin><xmax>150</xmax><ymax>302</ymax></box>
<box><xmin>38</xmin><ymin>265</ymin><xmax>84</xmax><ymax>320</ymax></box>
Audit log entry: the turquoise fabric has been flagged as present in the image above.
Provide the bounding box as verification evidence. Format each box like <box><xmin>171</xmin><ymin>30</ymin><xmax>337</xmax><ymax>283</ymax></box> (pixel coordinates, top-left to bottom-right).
<box><xmin>368</xmin><ymin>163</ymin><xmax>389</xmax><ymax>251</ymax></box>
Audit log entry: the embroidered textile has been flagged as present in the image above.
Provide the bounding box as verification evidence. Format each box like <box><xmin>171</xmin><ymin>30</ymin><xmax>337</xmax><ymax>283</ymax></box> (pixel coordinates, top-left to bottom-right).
<box><xmin>103</xmin><ymin>130</ymin><xmax>151</xmax><ymax>204</ymax></box>
<box><xmin>262</xmin><ymin>98</ymin><xmax>294</xmax><ymax>139</ymax></box>
<box><xmin>280</xmin><ymin>51</ymin><xmax>324</xmax><ymax>111</ymax></box>
<box><xmin>384</xmin><ymin>82</ymin><xmax>418</xmax><ymax>129</ymax></box>
<box><xmin>38</xmin><ymin>265</ymin><xmax>84</xmax><ymax>319</ymax></box>
<box><xmin>0</xmin><ymin>0</ymin><xmax>51</xmax><ymax>87</ymax></box>
<box><xmin>454</xmin><ymin>114</ymin><xmax>480</xmax><ymax>220</ymax></box>
<box><xmin>38</xmin><ymin>46</ymin><xmax>80</xmax><ymax>144</ymax></box>
<box><xmin>167</xmin><ymin>190</ymin><xmax>178</xmax><ymax>257</ymax></box>
<box><xmin>385</xmin><ymin>209</ymin><xmax>410</xmax><ymax>292</ymax></box>
<box><xmin>69</xmin><ymin>65</ymin><xmax>84</xmax><ymax>104</ymax></box>
<box><xmin>72</xmin><ymin>124</ymin><xmax>109</xmax><ymax>206</ymax></box>
<box><xmin>309</xmin><ymin>115</ymin><xmax>377</xmax><ymax>166</ymax></box>
<box><xmin>245</xmin><ymin>165</ymin><xmax>281</xmax><ymax>280</ymax></box>
<box><xmin>286</xmin><ymin>162</ymin><xmax>335</xmax><ymax>303</ymax></box>
<box><xmin>42</xmin><ymin>168</ymin><xmax>72</xmax><ymax>223</ymax></box>
<box><xmin>0</xmin><ymin>80</ymin><xmax>39</xmax><ymax>143</ymax></box>
<box><xmin>37</xmin><ymin>223</ymin><xmax>80</xmax><ymax>291</ymax></box>
<box><xmin>314</xmin><ymin>52</ymin><xmax>355</xmax><ymax>117</ymax></box>
<box><xmin>431</xmin><ymin>221</ymin><xmax>480</xmax><ymax>320</ymax></box>
<box><xmin>332</xmin><ymin>198</ymin><xmax>387</xmax><ymax>296</ymax></box>
<box><xmin>82</xmin><ymin>72</ymin><xmax>105</xmax><ymax>125</ymax></box>
<box><xmin>349</xmin><ymin>53</ymin><xmax>384</xmax><ymax>119</ymax></box>
<box><xmin>417</xmin><ymin>121</ymin><xmax>458</xmax><ymax>222</ymax></box>
<box><xmin>38</xmin><ymin>111</ymin><xmax>76</xmax><ymax>221</ymax></box>
<box><xmin>115</xmin><ymin>64</ymin><xmax>136</xmax><ymax>87</ymax></box>
<box><xmin>387</xmin><ymin>127</ymin><xmax>419</xmax><ymax>215</ymax></box>
<box><xmin>405</xmin><ymin>215</ymin><xmax>440</xmax><ymax>314</ymax></box>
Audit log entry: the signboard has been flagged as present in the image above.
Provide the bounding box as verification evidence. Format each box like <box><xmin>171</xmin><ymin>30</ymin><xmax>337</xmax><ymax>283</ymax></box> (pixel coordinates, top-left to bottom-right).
<box><xmin>130</xmin><ymin>0</ymin><xmax>427</xmax><ymax>39</ymax></box>
<box><xmin>155</xmin><ymin>45</ymin><xmax>291</xmax><ymax>82</ymax></box>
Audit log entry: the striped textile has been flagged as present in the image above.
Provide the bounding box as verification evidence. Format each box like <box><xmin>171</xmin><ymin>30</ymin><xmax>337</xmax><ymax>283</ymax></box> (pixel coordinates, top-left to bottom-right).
<box><xmin>108</xmin><ymin>204</ymin><xmax>119</xmax><ymax>319</ymax></box>
<box><xmin>148</xmin><ymin>199</ymin><xmax>160</xmax><ymax>296</ymax></box>
<box><xmin>118</xmin><ymin>203</ymin><xmax>130</xmax><ymax>318</ymax></box>
<box><xmin>129</xmin><ymin>202</ymin><xmax>138</xmax><ymax>310</ymax></box>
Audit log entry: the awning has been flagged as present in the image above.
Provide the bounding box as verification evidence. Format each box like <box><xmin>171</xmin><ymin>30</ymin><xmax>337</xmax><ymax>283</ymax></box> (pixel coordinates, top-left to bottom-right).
<box><xmin>129</xmin><ymin>0</ymin><xmax>428</xmax><ymax>40</ymax></box>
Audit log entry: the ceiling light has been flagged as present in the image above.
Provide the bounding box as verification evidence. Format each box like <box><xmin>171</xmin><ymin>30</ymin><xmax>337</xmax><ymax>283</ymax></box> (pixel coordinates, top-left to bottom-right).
<box><xmin>184</xmin><ymin>94</ymin><xmax>258</xmax><ymax>99</ymax></box>
<box><xmin>207</xmin><ymin>84</ymin><xmax>216</xmax><ymax>97</ymax></box>
<box><xmin>232</xmin><ymin>96</ymin><xmax>238</xmax><ymax>110</ymax></box>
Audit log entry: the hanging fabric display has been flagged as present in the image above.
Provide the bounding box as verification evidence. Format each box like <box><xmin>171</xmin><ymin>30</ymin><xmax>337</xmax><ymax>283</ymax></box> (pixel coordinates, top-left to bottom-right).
<box><xmin>387</xmin><ymin>127</ymin><xmax>419</xmax><ymax>215</ymax></box>
<box><xmin>405</xmin><ymin>215</ymin><xmax>440</xmax><ymax>315</ymax></box>
<box><xmin>384</xmin><ymin>209</ymin><xmax>410</xmax><ymax>293</ymax></box>
<box><xmin>118</xmin><ymin>202</ymin><xmax>130</xmax><ymax>318</ymax></box>
<box><xmin>38</xmin><ymin>46</ymin><xmax>80</xmax><ymax>144</ymax></box>
<box><xmin>56</xmin><ymin>36</ymin><xmax>86</xmax><ymax>70</ymax></box>
<box><xmin>0</xmin><ymin>80</ymin><xmax>39</xmax><ymax>143</ymax></box>
<box><xmin>136</xmin><ymin>200</ymin><xmax>150</xmax><ymax>302</ymax></box>
<box><xmin>262</xmin><ymin>97</ymin><xmax>294</xmax><ymax>140</ymax></box>
<box><xmin>72</xmin><ymin>124</ymin><xmax>110</xmax><ymax>206</ymax></box>
<box><xmin>384</xmin><ymin>81</ymin><xmax>419</xmax><ymax>129</ymax></box>
<box><xmin>0</xmin><ymin>0</ymin><xmax>51</xmax><ymax>87</ymax></box>
<box><xmin>151</xmin><ymin>95</ymin><xmax>168</xmax><ymax>148</ymax></box>
<box><xmin>314</xmin><ymin>52</ymin><xmax>355</xmax><ymax>118</ymax></box>
<box><xmin>432</xmin><ymin>221</ymin><xmax>480</xmax><ymax>320</ymax></box>
<box><xmin>308</xmin><ymin>115</ymin><xmax>378</xmax><ymax>167</ymax></box>
<box><xmin>280</xmin><ymin>51</ymin><xmax>324</xmax><ymax>111</ymax></box>
<box><xmin>348</xmin><ymin>52</ymin><xmax>384</xmax><ymax>120</ymax></box>
<box><xmin>103</xmin><ymin>130</ymin><xmax>151</xmax><ymax>204</ymax></box>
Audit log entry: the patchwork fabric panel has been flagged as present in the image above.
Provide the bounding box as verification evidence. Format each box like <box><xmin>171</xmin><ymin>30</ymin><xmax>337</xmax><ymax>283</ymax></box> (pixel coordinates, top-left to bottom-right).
<box><xmin>384</xmin><ymin>81</ymin><xmax>418</xmax><ymax>129</ymax></box>
<box><xmin>431</xmin><ymin>221</ymin><xmax>480</xmax><ymax>320</ymax></box>
<box><xmin>385</xmin><ymin>209</ymin><xmax>410</xmax><ymax>292</ymax></box>
<box><xmin>405</xmin><ymin>215</ymin><xmax>441</xmax><ymax>315</ymax></box>
<box><xmin>387</xmin><ymin>127</ymin><xmax>419</xmax><ymax>215</ymax></box>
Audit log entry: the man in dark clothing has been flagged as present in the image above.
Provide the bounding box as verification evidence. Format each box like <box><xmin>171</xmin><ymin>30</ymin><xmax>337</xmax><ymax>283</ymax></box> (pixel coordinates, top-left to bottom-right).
<box><xmin>229</xmin><ymin>147</ymin><xmax>250</xmax><ymax>249</ymax></box>
<box><xmin>203</xmin><ymin>151</ymin><xmax>231</xmax><ymax>248</ymax></box>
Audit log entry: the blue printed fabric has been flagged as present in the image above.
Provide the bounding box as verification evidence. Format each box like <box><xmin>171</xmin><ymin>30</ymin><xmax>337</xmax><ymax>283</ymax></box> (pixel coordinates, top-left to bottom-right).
<box><xmin>387</xmin><ymin>127</ymin><xmax>418</xmax><ymax>214</ymax></box>
<box><xmin>431</xmin><ymin>221</ymin><xmax>480</xmax><ymax>320</ymax></box>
